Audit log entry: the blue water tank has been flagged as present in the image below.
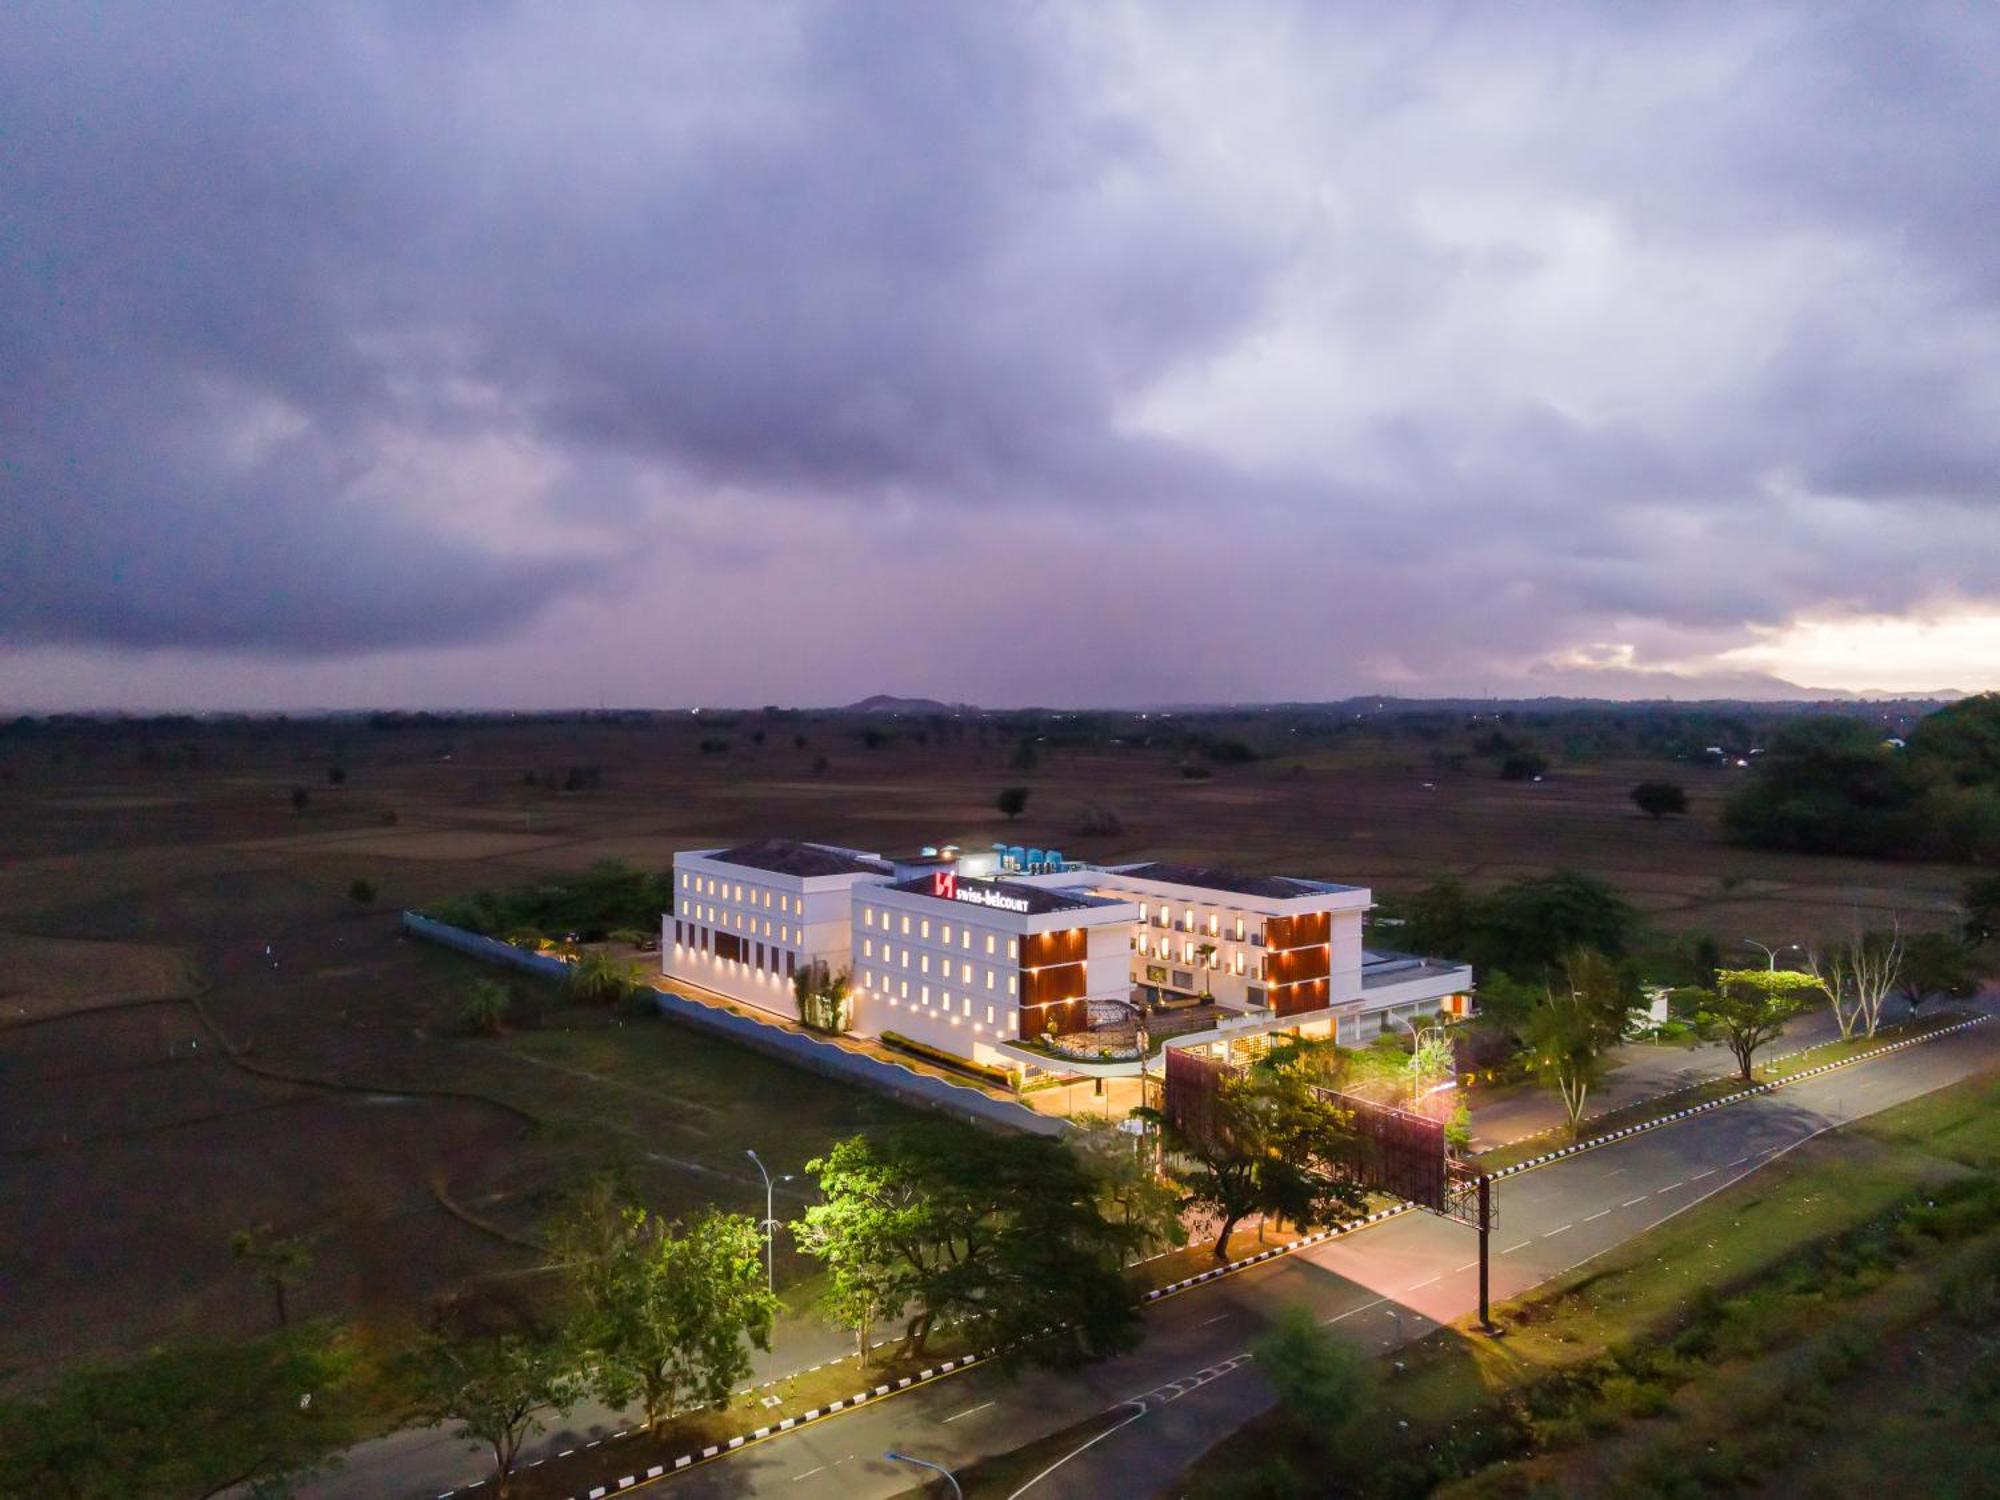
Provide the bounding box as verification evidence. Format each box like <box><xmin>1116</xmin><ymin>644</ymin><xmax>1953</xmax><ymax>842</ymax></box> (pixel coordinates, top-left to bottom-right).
<box><xmin>1007</xmin><ymin>845</ymin><xmax>1026</xmax><ymax>870</ymax></box>
<box><xmin>1046</xmin><ymin>849</ymin><xmax>1064</xmax><ymax>871</ymax></box>
<box><xmin>1025</xmin><ymin>847</ymin><xmax>1045</xmax><ymax>872</ymax></box>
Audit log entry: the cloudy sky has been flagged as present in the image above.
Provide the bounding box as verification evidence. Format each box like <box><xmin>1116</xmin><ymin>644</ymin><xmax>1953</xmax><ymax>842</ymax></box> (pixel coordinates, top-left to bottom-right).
<box><xmin>4</xmin><ymin>2</ymin><xmax>1997</xmax><ymax>709</ymax></box>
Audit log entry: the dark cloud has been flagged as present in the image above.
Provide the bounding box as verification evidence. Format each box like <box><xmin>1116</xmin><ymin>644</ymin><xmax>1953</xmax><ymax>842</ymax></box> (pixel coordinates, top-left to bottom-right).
<box><xmin>0</xmin><ymin>1</ymin><xmax>1995</xmax><ymax>695</ymax></box>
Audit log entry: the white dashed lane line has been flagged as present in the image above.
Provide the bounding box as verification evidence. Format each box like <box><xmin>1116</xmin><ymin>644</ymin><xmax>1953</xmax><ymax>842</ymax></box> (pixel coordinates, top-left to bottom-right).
<box><xmin>1583</xmin><ymin>1209</ymin><xmax>1611</xmax><ymax>1222</ymax></box>
<box><xmin>1501</xmin><ymin>1240</ymin><xmax>1533</xmax><ymax>1254</ymax></box>
<box><xmin>792</xmin><ymin>1466</ymin><xmax>825</xmax><ymax>1482</ymax></box>
<box><xmin>1690</xmin><ymin>1168</ymin><xmax>1716</xmax><ymax>1180</ymax></box>
<box><xmin>1621</xmin><ymin>1196</ymin><xmax>1649</xmax><ymax>1207</ymax></box>
<box><xmin>1543</xmin><ymin>1223</ymin><xmax>1573</xmax><ymax>1237</ymax></box>
<box><xmin>1656</xmin><ymin>1181</ymin><xmax>1685</xmax><ymax>1194</ymax></box>
<box><xmin>943</xmin><ymin>1401</ymin><xmax>994</xmax><ymax>1424</ymax></box>
<box><xmin>1407</xmin><ymin>1275</ymin><xmax>1442</xmax><ymax>1290</ymax></box>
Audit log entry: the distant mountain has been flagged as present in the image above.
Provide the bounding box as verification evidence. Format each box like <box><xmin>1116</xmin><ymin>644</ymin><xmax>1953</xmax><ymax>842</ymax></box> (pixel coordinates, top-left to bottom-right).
<box><xmin>841</xmin><ymin>694</ymin><xmax>969</xmax><ymax>715</ymax></box>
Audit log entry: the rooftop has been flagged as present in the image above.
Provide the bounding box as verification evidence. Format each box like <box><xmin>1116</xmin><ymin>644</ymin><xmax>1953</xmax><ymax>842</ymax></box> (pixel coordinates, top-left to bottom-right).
<box><xmin>1361</xmin><ymin>948</ymin><xmax>1470</xmax><ymax>988</ymax></box>
<box><xmin>890</xmin><ymin>873</ymin><xmax>1125</xmax><ymax>916</ymax></box>
<box><xmin>1111</xmin><ymin>861</ymin><xmax>1357</xmax><ymax>901</ymax></box>
<box><xmin>708</xmin><ymin>838</ymin><xmax>890</xmax><ymax>879</ymax></box>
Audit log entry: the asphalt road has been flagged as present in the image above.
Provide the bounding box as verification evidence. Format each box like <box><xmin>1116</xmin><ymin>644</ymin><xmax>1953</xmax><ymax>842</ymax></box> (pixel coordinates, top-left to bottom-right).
<box><xmin>648</xmin><ymin>1014</ymin><xmax>2000</xmax><ymax>1500</ymax></box>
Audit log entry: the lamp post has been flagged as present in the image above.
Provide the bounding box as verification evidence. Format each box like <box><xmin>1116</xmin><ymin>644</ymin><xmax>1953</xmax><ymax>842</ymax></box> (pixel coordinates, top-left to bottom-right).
<box><xmin>884</xmin><ymin>1450</ymin><xmax>963</xmax><ymax>1498</ymax></box>
<box><xmin>1741</xmin><ymin>938</ymin><xmax>1801</xmax><ymax>972</ymax></box>
<box><xmin>745</xmin><ymin>1149</ymin><xmax>792</xmax><ymax>1297</ymax></box>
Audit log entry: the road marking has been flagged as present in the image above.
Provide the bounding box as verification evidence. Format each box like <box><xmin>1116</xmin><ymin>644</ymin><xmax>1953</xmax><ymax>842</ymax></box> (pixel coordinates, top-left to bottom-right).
<box><xmin>1454</xmin><ymin>1260</ymin><xmax>1478</xmax><ymax>1272</ymax></box>
<box><xmin>1727</xmin><ymin>1155</ymin><xmax>1752</xmax><ymax>1166</ymax></box>
<box><xmin>1407</xmin><ymin>1275</ymin><xmax>1441</xmax><ymax>1289</ymax></box>
<box><xmin>1656</xmin><ymin>1180</ymin><xmax>1685</xmax><ymax>1194</ymax></box>
<box><xmin>943</xmin><ymin>1400</ymin><xmax>994</xmax><ymax>1423</ymax></box>
<box><xmin>1583</xmin><ymin>1209</ymin><xmax>1611</xmax><ymax>1222</ymax></box>
<box><xmin>1621</xmin><ymin>1196</ymin><xmax>1648</xmax><ymax>1207</ymax></box>
<box><xmin>1007</xmin><ymin>1400</ymin><xmax>1148</xmax><ymax>1498</ymax></box>
<box><xmin>1501</xmin><ymin>1240</ymin><xmax>1532</xmax><ymax>1254</ymax></box>
<box><xmin>792</xmin><ymin>1466</ymin><xmax>825</xmax><ymax>1481</ymax></box>
<box><xmin>1195</xmin><ymin>1313</ymin><xmax>1230</xmax><ymax>1327</ymax></box>
<box><xmin>1544</xmin><ymin>1223</ymin><xmax>1573</xmax><ymax>1236</ymax></box>
<box><xmin>1690</xmin><ymin>1168</ymin><xmax>1715</xmax><ymax>1180</ymax></box>
<box><xmin>1606</xmin><ymin>1167</ymin><xmax>1628</xmax><ymax>1176</ymax></box>
<box><xmin>1325</xmin><ymin>1295</ymin><xmax>1389</xmax><ymax>1326</ymax></box>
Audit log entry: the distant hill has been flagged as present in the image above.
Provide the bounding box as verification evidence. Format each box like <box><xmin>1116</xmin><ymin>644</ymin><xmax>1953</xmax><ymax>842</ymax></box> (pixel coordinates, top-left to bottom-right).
<box><xmin>842</xmin><ymin>694</ymin><xmax>969</xmax><ymax>715</ymax></box>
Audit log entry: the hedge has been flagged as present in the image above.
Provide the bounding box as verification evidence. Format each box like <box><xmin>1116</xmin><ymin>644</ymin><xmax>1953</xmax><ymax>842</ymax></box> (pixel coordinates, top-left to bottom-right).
<box><xmin>880</xmin><ymin>1030</ymin><xmax>1016</xmax><ymax>1090</ymax></box>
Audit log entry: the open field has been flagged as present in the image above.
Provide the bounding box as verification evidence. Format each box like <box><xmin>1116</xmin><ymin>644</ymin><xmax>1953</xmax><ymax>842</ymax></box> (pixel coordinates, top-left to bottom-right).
<box><xmin>0</xmin><ymin>713</ymin><xmax>1980</xmax><ymax>1392</ymax></box>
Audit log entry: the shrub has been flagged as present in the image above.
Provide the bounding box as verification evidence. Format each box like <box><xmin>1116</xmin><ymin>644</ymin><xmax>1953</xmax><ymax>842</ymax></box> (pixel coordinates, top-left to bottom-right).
<box><xmin>347</xmin><ymin>879</ymin><xmax>376</xmax><ymax>905</ymax></box>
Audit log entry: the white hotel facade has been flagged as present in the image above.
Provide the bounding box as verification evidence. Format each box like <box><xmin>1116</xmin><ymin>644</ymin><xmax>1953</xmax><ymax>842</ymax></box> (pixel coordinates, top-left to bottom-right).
<box><xmin>665</xmin><ymin>838</ymin><xmax>1472</xmax><ymax>1079</ymax></box>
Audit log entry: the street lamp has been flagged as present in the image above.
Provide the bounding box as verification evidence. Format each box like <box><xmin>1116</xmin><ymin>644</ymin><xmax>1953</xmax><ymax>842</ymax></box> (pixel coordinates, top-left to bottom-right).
<box><xmin>745</xmin><ymin>1149</ymin><xmax>793</xmax><ymax>1297</ymax></box>
<box><xmin>884</xmin><ymin>1450</ymin><xmax>963</xmax><ymax>1498</ymax></box>
<box><xmin>1741</xmin><ymin>939</ymin><xmax>1801</xmax><ymax>972</ymax></box>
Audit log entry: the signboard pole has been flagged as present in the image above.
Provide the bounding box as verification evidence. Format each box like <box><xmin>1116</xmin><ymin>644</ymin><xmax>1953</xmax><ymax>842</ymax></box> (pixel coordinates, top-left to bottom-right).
<box><xmin>1477</xmin><ymin>1173</ymin><xmax>1499</xmax><ymax>1335</ymax></box>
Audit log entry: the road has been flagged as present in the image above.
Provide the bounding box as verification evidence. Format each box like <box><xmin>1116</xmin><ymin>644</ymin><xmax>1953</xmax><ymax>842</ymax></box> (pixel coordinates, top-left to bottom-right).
<box><xmin>645</xmin><ymin>1012</ymin><xmax>1999</xmax><ymax>1499</ymax></box>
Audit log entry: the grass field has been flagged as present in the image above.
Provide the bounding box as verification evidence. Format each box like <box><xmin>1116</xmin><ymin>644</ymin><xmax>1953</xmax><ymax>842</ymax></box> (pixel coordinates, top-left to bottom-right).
<box><xmin>0</xmin><ymin>713</ymin><xmax>1979</xmax><ymax>1391</ymax></box>
<box><xmin>1182</xmin><ymin>1065</ymin><xmax>2000</xmax><ymax>1498</ymax></box>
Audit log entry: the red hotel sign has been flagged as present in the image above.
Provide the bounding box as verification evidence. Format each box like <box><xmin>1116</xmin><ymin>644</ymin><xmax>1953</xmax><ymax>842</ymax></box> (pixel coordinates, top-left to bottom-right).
<box><xmin>932</xmin><ymin>870</ymin><xmax>957</xmax><ymax>900</ymax></box>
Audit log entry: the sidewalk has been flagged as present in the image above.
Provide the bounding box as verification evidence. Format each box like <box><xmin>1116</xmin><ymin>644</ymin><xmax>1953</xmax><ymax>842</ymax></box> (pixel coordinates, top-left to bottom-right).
<box><xmin>1466</xmin><ymin>993</ymin><xmax>1990</xmax><ymax>1150</ymax></box>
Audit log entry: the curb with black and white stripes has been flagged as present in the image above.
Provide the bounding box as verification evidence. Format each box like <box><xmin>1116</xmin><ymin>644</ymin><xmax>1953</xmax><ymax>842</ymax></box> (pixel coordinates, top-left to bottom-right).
<box><xmin>435</xmin><ymin>1010</ymin><xmax>1990</xmax><ymax>1499</ymax></box>
<box><xmin>1488</xmin><ymin>1012</ymin><xmax>1993</xmax><ymax>1181</ymax></box>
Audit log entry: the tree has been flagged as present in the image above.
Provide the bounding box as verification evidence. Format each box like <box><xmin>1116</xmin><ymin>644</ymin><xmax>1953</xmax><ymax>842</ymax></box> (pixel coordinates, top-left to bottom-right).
<box><xmin>796</xmin><ymin>1126</ymin><xmax>1140</xmax><ymax>1368</ymax></box>
<box><xmin>1722</xmin><ymin>716</ymin><xmax>1923</xmax><ymax>857</ymax></box>
<box><xmin>996</xmin><ymin>785</ymin><xmax>1030</xmax><ymax>820</ymax></box>
<box><xmin>1631</xmin><ymin>780</ymin><xmax>1689</xmax><ymax>820</ymax></box>
<box><xmin>1964</xmin><ymin>874</ymin><xmax>2000</xmax><ymax>947</ymax></box>
<box><xmin>1067</xmin><ymin>1115</ymin><xmax>1187</xmax><ymax>1258</ymax></box>
<box><xmin>348</xmin><ymin>877</ymin><xmax>376</xmax><ymax>904</ymax></box>
<box><xmin>1895</xmin><ymin>931</ymin><xmax>1979</xmax><ymax>1012</ymax></box>
<box><xmin>1159</xmin><ymin>1062</ymin><xmax>1367</xmax><ymax>1257</ymax></box>
<box><xmin>408</xmin><ymin>1321</ymin><xmax>579</xmax><ymax>1499</ymax></box>
<box><xmin>1695</xmin><ymin>968</ymin><xmax>1820</xmax><ymax>1081</ymax></box>
<box><xmin>458</xmin><ymin>977</ymin><xmax>513</xmax><ymax>1036</ymax></box>
<box><xmin>565</xmin><ymin>950</ymin><xmax>632</xmax><ymax>1007</ymax></box>
<box><xmin>1526</xmin><ymin>953</ymin><xmax>1628</xmax><ymax>1136</ymax></box>
<box><xmin>1195</xmin><ymin>940</ymin><xmax>1218</xmax><ymax>999</ymax></box>
<box><xmin>1480</xmin><ymin>872</ymin><xmax>1634</xmax><ymax>976</ymax></box>
<box><xmin>0</xmin><ymin>1328</ymin><xmax>358</xmax><ymax>1500</ymax></box>
<box><xmin>327</xmin><ymin>765</ymin><xmax>347</xmax><ymax>786</ymax></box>
<box><xmin>290</xmin><ymin>785</ymin><xmax>310</xmax><ymax>814</ymax></box>
<box><xmin>1010</xmin><ymin>738</ymin><xmax>1039</xmax><ymax>772</ymax></box>
<box><xmin>1499</xmin><ymin>750</ymin><xmax>1548</xmax><ymax>781</ymax></box>
<box><xmin>1253</xmin><ymin>1303</ymin><xmax>1374</xmax><ymax>1433</ymax></box>
<box><xmin>562</xmin><ymin>1205</ymin><xmax>775</xmax><ymax>1434</ymax></box>
<box><xmin>792</xmin><ymin>962</ymin><xmax>852</xmax><ymax>1033</ymax></box>
<box><xmin>230</xmin><ymin>1223</ymin><xmax>314</xmax><ymax>1330</ymax></box>
<box><xmin>1809</xmin><ymin>923</ymin><xmax>1906</xmax><ymax>1039</ymax></box>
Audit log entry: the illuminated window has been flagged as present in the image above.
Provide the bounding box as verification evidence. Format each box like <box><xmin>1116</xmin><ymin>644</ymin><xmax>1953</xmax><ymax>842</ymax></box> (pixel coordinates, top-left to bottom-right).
<box><xmin>1235</xmin><ymin>916</ymin><xmax>1245</xmax><ymax>941</ymax></box>
<box><xmin>1209</xmin><ymin>913</ymin><xmax>1220</xmax><ymax>936</ymax></box>
<box><xmin>1138</xmin><ymin>903</ymin><xmax>1149</xmax><ymax>924</ymax></box>
<box><xmin>961</xmin><ymin>929</ymin><xmax>971</xmax><ymax>949</ymax></box>
<box><xmin>1007</xmin><ymin>976</ymin><xmax>1017</xmax><ymax>996</ymax></box>
<box><xmin>985</xmin><ymin>970</ymin><xmax>995</xmax><ymax>990</ymax></box>
<box><xmin>962</xmin><ymin>998</ymin><xmax>971</xmax><ymax>1017</ymax></box>
<box><xmin>864</xmin><ymin>908</ymin><xmax>874</xmax><ymax>928</ymax></box>
<box><xmin>985</xmin><ymin>934</ymin><xmax>995</xmax><ymax>955</ymax></box>
<box><xmin>921</xmin><ymin>954</ymin><xmax>930</xmax><ymax>974</ymax></box>
<box><xmin>985</xmin><ymin>1006</ymin><xmax>995</xmax><ymax>1025</ymax></box>
<box><xmin>900</xmin><ymin>980</ymin><xmax>908</xmax><ymax>998</ymax></box>
<box><xmin>901</xmin><ymin>915</ymin><xmax>910</xmax><ymax>936</ymax></box>
<box><xmin>940</xmin><ymin>924</ymin><xmax>951</xmax><ymax>945</ymax></box>
<box><xmin>1007</xmin><ymin>939</ymin><xmax>1018</xmax><ymax>960</ymax></box>
<box><xmin>863</xmin><ymin>938</ymin><xmax>873</xmax><ymax>958</ymax></box>
<box><xmin>961</xmin><ymin>962</ymin><xmax>972</xmax><ymax>983</ymax></box>
<box><xmin>921</xmin><ymin>985</ymin><xmax>930</xmax><ymax>1006</ymax></box>
<box><xmin>920</xmin><ymin>919</ymin><xmax>930</xmax><ymax>940</ymax></box>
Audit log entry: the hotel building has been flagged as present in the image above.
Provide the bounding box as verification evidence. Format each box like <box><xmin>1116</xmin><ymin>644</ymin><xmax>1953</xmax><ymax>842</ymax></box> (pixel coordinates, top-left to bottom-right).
<box><xmin>664</xmin><ymin>838</ymin><xmax>1472</xmax><ymax>1079</ymax></box>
